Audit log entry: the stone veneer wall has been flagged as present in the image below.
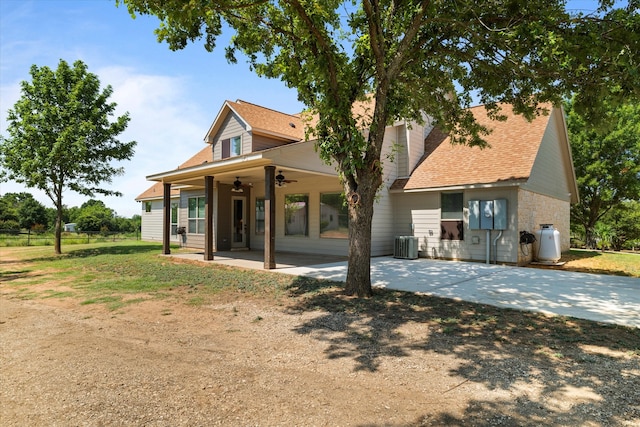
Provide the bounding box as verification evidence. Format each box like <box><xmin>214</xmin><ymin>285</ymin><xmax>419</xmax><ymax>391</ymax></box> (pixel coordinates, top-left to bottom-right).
<box><xmin>517</xmin><ymin>189</ymin><xmax>571</xmax><ymax>265</ymax></box>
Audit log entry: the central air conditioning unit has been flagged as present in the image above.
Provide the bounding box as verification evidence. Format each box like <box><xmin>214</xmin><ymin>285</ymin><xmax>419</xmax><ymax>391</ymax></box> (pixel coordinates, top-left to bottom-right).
<box><xmin>394</xmin><ymin>236</ymin><xmax>418</xmax><ymax>259</ymax></box>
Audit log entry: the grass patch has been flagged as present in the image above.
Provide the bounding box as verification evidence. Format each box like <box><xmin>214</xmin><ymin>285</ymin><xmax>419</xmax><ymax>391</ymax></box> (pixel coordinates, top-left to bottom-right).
<box><xmin>561</xmin><ymin>250</ymin><xmax>640</xmax><ymax>277</ymax></box>
<box><xmin>1</xmin><ymin>241</ymin><xmax>295</xmax><ymax>310</ymax></box>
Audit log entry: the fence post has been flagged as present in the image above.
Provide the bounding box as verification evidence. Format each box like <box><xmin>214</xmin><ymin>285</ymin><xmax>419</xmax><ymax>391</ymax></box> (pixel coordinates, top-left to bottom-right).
<box><xmin>27</xmin><ymin>229</ymin><xmax>31</xmax><ymax>246</ymax></box>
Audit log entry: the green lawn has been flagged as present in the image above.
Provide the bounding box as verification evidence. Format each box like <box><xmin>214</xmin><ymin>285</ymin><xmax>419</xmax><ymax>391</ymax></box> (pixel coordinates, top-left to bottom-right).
<box><xmin>0</xmin><ymin>241</ymin><xmax>297</xmax><ymax>310</ymax></box>
<box><xmin>562</xmin><ymin>249</ymin><xmax>640</xmax><ymax>277</ymax></box>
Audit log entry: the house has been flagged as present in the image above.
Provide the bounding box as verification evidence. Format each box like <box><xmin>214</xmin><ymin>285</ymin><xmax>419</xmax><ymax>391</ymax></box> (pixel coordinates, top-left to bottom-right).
<box><xmin>136</xmin><ymin>99</ymin><xmax>578</xmax><ymax>266</ymax></box>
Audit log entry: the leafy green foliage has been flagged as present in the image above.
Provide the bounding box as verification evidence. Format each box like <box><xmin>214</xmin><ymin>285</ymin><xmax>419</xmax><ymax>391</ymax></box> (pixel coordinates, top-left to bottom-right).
<box><xmin>601</xmin><ymin>200</ymin><xmax>640</xmax><ymax>250</ymax></box>
<box><xmin>118</xmin><ymin>0</ymin><xmax>640</xmax><ymax>296</ymax></box>
<box><xmin>18</xmin><ymin>196</ymin><xmax>48</xmax><ymax>230</ymax></box>
<box><xmin>566</xmin><ymin>98</ymin><xmax>640</xmax><ymax>248</ymax></box>
<box><xmin>0</xmin><ymin>192</ymin><xmax>47</xmax><ymax>229</ymax></box>
<box><xmin>0</xmin><ymin>59</ymin><xmax>136</xmax><ymax>253</ymax></box>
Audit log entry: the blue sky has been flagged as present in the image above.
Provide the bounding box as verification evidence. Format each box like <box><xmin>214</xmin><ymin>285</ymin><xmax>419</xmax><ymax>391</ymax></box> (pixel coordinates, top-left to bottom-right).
<box><xmin>0</xmin><ymin>0</ymin><xmax>304</xmax><ymax>217</ymax></box>
<box><xmin>0</xmin><ymin>0</ymin><xmax>605</xmax><ymax>218</ymax></box>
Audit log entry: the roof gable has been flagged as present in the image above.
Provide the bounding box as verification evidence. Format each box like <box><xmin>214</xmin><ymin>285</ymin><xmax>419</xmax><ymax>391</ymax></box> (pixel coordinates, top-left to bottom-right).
<box><xmin>205</xmin><ymin>99</ymin><xmax>304</xmax><ymax>143</ymax></box>
<box><xmin>392</xmin><ymin>104</ymin><xmax>553</xmax><ymax>191</ymax></box>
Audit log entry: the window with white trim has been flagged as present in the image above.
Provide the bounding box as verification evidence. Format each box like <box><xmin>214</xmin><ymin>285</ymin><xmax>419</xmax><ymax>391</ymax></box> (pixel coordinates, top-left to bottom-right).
<box><xmin>188</xmin><ymin>197</ymin><xmax>205</xmax><ymax>234</ymax></box>
<box><xmin>170</xmin><ymin>203</ymin><xmax>179</xmax><ymax>235</ymax></box>
<box><xmin>255</xmin><ymin>198</ymin><xmax>265</xmax><ymax>234</ymax></box>
<box><xmin>284</xmin><ymin>194</ymin><xmax>308</xmax><ymax>236</ymax></box>
<box><xmin>441</xmin><ymin>192</ymin><xmax>464</xmax><ymax>240</ymax></box>
<box><xmin>320</xmin><ymin>192</ymin><xmax>348</xmax><ymax>239</ymax></box>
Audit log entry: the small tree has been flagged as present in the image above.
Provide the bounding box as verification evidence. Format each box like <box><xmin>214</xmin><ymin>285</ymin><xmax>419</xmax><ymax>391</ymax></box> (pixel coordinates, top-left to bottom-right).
<box><xmin>0</xmin><ymin>60</ymin><xmax>136</xmax><ymax>254</ymax></box>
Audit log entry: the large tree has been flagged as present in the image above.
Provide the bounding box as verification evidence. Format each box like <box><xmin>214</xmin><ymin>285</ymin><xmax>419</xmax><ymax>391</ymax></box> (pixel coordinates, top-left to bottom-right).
<box><xmin>119</xmin><ymin>0</ymin><xmax>639</xmax><ymax>296</ymax></box>
<box><xmin>566</xmin><ymin>99</ymin><xmax>640</xmax><ymax>248</ymax></box>
<box><xmin>0</xmin><ymin>59</ymin><xmax>136</xmax><ymax>254</ymax></box>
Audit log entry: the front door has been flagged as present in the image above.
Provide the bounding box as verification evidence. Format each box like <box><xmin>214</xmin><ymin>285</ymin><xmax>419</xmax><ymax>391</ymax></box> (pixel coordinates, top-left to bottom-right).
<box><xmin>231</xmin><ymin>196</ymin><xmax>247</xmax><ymax>249</ymax></box>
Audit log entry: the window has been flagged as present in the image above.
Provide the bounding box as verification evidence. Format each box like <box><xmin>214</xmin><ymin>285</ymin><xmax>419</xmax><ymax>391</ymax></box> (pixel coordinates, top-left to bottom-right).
<box><xmin>255</xmin><ymin>198</ymin><xmax>265</xmax><ymax>234</ymax></box>
<box><xmin>320</xmin><ymin>193</ymin><xmax>348</xmax><ymax>239</ymax></box>
<box><xmin>230</xmin><ymin>136</ymin><xmax>242</xmax><ymax>157</ymax></box>
<box><xmin>144</xmin><ymin>201</ymin><xmax>152</xmax><ymax>213</ymax></box>
<box><xmin>441</xmin><ymin>193</ymin><xmax>464</xmax><ymax>240</ymax></box>
<box><xmin>284</xmin><ymin>194</ymin><xmax>308</xmax><ymax>236</ymax></box>
<box><xmin>188</xmin><ymin>197</ymin><xmax>206</xmax><ymax>234</ymax></box>
<box><xmin>222</xmin><ymin>136</ymin><xmax>242</xmax><ymax>159</ymax></box>
<box><xmin>170</xmin><ymin>203</ymin><xmax>178</xmax><ymax>235</ymax></box>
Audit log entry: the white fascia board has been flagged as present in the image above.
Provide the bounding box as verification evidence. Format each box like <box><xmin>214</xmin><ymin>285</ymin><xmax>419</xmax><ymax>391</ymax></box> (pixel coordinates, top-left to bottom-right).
<box><xmin>389</xmin><ymin>180</ymin><xmax>525</xmax><ymax>193</ymax></box>
<box><xmin>146</xmin><ymin>152</ymin><xmax>268</xmax><ymax>182</ymax></box>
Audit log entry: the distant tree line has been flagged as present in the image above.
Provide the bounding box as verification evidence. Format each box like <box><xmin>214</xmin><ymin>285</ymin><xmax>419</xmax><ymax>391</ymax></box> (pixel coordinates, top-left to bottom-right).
<box><xmin>0</xmin><ymin>192</ymin><xmax>141</xmax><ymax>234</ymax></box>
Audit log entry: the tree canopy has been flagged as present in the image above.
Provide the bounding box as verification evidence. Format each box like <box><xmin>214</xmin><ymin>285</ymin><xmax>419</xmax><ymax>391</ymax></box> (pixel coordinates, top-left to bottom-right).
<box><xmin>0</xmin><ymin>59</ymin><xmax>136</xmax><ymax>254</ymax></box>
<box><xmin>566</xmin><ymin>98</ymin><xmax>640</xmax><ymax>248</ymax></box>
<box><xmin>119</xmin><ymin>0</ymin><xmax>639</xmax><ymax>296</ymax></box>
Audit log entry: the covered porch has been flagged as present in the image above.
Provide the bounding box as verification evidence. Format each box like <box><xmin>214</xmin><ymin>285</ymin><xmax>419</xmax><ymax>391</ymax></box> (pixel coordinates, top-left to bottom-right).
<box><xmin>145</xmin><ymin>140</ymin><xmax>341</xmax><ymax>269</ymax></box>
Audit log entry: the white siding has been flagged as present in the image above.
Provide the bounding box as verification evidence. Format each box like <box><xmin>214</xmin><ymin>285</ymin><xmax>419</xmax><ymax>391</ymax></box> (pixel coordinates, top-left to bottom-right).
<box><xmin>140</xmin><ymin>198</ymin><xmax>180</xmax><ymax>243</ymax></box>
<box><xmin>370</xmin><ymin>124</ymin><xmax>404</xmax><ymax>256</ymax></box>
<box><xmin>396</xmin><ymin>124</ymin><xmax>409</xmax><ymax>177</ymax></box>
<box><xmin>524</xmin><ymin>111</ymin><xmax>573</xmax><ymax>202</ymax></box>
<box><xmin>392</xmin><ymin>188</ymin><xmax>520</xmax><ymax>263</ymax></box>
<box><xmin>406</xmin><ymin>121</ymin><xmax>426</xmax><ymax>174</ymax></box>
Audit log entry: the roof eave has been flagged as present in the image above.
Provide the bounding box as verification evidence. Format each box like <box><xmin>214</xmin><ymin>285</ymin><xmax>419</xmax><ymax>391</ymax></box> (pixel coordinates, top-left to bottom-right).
<box><xmin>390</xmin><ymin>179</ymin><xmax>528</xmax><ymax>193</ymax></box>
<box><xmin>146</xmin><ymin>152</ymin><xmax>270</xmax><ymax>183</ymax></box>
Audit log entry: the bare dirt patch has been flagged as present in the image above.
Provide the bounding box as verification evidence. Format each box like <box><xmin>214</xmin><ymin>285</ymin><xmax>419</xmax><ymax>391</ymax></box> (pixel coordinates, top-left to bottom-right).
<box><xmin>1</xmin><ymin>250</ymin><xmax>639</xmax><ymax>426</ymax></box>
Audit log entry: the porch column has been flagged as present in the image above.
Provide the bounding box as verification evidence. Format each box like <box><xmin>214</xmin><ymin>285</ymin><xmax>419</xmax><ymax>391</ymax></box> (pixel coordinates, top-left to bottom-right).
<box><xmin>162</xmin><ymin>182</ymin><xmax>171</xmax><ymax>255</ymax></box>
<box><xmin>204</xmin><ymin>175</ymin><xmax>214</xmax><ymax>261</ymax></box>
<box><xmin>264</xmin><ymin>166</ymin><xmax>276</xmax><ymax>269</ymax></box>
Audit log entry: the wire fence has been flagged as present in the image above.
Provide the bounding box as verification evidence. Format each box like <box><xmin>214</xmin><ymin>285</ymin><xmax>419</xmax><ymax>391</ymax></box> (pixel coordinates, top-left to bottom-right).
<box><xmin>0</xmin><ymin>229</ymin><xmax>140</xmax><ymax>247</ymax></box>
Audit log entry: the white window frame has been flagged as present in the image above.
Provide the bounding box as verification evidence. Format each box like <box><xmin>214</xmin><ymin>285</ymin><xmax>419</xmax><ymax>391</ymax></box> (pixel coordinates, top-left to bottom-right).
<box><xmin>230</xmin><ymin>135</ymin><xmax>242</xmax><ymax>157</ymax></box>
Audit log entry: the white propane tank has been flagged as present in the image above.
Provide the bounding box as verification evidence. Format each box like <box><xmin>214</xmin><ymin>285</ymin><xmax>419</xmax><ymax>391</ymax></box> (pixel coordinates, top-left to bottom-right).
<box><xmin>535</xmin><ymin>224</ymin><xmax>561</xmax><ymax>263</ymax></box>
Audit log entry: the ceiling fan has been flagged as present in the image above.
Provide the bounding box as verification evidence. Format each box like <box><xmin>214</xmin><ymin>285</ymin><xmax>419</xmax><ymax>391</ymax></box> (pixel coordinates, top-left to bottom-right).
<box><xmin>275</xmin><ymin>170</ymin><xmax>297</xmax><ymax>187</ymax></box>
<box><xmin>231</xmin><ymin>176</ymin><xmax>246</xmax><ymax>192</ymax></box>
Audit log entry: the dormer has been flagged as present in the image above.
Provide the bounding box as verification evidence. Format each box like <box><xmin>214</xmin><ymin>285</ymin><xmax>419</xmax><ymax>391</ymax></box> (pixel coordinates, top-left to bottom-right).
<box><xmin>205</xmin><ymin>100</ymin><xmax>304</xmax><ymax>161</ymax></box>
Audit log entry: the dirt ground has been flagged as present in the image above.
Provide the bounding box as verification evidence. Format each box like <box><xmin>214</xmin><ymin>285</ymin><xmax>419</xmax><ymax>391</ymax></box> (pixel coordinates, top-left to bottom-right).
<box><xmin>1</xmin><ymin>266</ymin><xmax>639</xmax><ymax>425</ymax></box>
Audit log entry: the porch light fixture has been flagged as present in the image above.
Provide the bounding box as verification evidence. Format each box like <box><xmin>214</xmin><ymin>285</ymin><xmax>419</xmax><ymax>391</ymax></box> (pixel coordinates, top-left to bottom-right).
<box><xmin>231</xmin><ymin>177</ymin><xmax>243</xmax><ymax>192</ymax></box>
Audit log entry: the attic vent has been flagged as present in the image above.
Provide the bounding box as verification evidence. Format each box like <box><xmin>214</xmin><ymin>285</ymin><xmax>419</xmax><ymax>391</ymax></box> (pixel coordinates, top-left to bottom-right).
<box><xmin>289</xmin><ymin>122</ymin><xmax>296</xmax><ymax>128</ymax></box>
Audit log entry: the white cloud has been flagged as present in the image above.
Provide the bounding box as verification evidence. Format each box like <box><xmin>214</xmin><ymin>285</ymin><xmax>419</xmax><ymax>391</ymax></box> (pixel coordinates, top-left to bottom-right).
<box><xmin>1</xmin><ymin>66</ymin><xmax>208</xmax><ymax>218</ymax></box>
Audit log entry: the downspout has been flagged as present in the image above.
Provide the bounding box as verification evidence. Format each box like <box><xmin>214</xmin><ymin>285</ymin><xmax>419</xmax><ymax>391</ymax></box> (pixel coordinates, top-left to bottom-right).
<box><xmin>492</xmin><ymin>230</ymin><xmax>503</xmax><ymax>264</ymax></box>
<box><xmin>486</xmin><ymin>230</ymin><xmax>491</xmax><ymax>264</ymax></box>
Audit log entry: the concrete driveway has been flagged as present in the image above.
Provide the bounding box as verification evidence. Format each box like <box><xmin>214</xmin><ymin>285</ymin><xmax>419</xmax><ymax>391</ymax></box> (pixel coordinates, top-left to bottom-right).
<box><xmin>279</xmin><ymin>257</ymin><xmax>640</xmax><ymax>329</ymax></box>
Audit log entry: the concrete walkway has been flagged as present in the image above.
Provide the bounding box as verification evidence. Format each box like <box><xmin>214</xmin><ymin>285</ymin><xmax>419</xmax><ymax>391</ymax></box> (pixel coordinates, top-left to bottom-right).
<box><xmin>278</xmin><ymin>257</ymin><xmax>640</xmax><ymax>329</ymax></box>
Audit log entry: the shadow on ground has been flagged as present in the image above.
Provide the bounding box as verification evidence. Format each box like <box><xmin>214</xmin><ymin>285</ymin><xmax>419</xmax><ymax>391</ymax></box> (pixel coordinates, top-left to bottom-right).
<box><xmin>286</xmin><ymin>276</ymin><xmax>640</xmax><ymax>425</ymax></box>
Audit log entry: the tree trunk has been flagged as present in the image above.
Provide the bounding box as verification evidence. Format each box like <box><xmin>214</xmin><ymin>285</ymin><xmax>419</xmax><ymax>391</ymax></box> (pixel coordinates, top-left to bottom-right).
<box><xmin>585</xmin><ymin>226</ymin><xmax>596</xmax><ymax>249</ymax></box>
<box><xmin>54</xmin><ymin>209</ymin><xmax>62</xmax><ymax>254</ymax></box>
<box><xmin>343</xmin><ymin>169</ymin><xmax>382</xmax><ymax>297</ymax></box>
<box><xmin>344</xmin><ymin>190</ymin><xmax>375</xmax><ymax>297</ymax></box>
<box><xmin>54</xmin><ymin>194</ymin><xmax>63</xmax><ymax>255</ymax></box>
